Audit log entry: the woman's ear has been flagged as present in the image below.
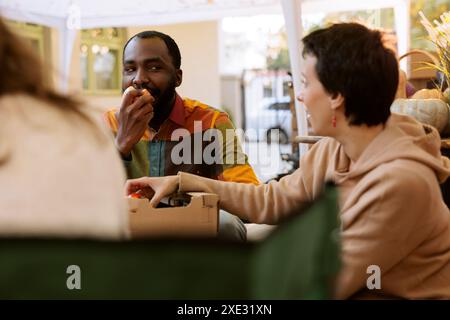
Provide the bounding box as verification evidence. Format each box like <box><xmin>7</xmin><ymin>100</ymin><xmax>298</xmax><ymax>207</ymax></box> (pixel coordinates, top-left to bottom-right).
<box><xmin>330</xmin><ymin>92</ymin><xmax>344</xmax><ymax>111</ymax></box>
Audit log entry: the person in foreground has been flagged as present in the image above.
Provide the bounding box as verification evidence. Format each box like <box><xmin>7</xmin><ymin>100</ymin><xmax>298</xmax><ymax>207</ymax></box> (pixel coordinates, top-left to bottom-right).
<box><xmin>125</xmin><ymin>23</ymin><xmax>450</xmax><ymax>299</ymax></box>
<box><xmin>0</xmin><ymin>17</ymin><xmax>128</xmax><ymax>239</ymax></box>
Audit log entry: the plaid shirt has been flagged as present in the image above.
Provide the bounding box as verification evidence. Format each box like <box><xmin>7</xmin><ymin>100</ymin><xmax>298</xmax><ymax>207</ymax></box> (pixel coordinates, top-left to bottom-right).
<box><xmin>104</xmin><ymin>94</ymin><xmax>259</xmax><ymax>185</ymax></box>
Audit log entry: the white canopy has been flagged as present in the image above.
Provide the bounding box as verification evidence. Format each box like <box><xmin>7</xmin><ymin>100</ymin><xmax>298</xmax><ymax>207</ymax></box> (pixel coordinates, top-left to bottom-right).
<box><xmin>0</xmin><ymin>0</ymin><xmax>411</xmax><ymax>156</ymax></box>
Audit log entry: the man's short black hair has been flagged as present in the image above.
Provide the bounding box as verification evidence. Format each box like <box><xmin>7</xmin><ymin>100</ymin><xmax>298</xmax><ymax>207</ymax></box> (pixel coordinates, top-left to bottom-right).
<box><xmin>302</xmin><ymin>23</ymin><xmax>399</xmax><ymax>126</ymax></box>
<box><xmin>123</xmin><ymin>30</ymin><xmax>181</xmax><ymax>69</ymax></box>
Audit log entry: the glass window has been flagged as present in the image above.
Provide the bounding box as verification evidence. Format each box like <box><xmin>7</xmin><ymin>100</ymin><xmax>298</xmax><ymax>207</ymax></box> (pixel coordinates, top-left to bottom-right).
<box><xmin>263</xmin><ymin>84</ymin><xmax>273</xmax><ymax>98</ymax></box>
<box><xmin>282</xmin><ymin>81</ymin><xmax>290</xmax><ymax>98</ymax></box>
<box><xmin>263</xmin><ymin>77</ymin><xmax>273</xmax><ymax>97</ymax></box>
<box><xmin>93</xmin><ymin>47</ymin><xmax>118</xmax><ymax>90</ymax></box>
<box><xmin>303</xmin><ymin>8</ymin><xmax>395</xmax><ymax>34</ymax></box>
<box><xmin>80</xmin><ymin>27</ymin><xmax>125</xmax><ymax>95</ymax></box>
<box><xmin>80</xmin><ymin>44</ymin><xmax>89</xmax><ymax>90</ymax></box>
<box><xmin>300</xmin><ymin>1</ymin><xmax>450</xmax><ymax>51</ymax></box>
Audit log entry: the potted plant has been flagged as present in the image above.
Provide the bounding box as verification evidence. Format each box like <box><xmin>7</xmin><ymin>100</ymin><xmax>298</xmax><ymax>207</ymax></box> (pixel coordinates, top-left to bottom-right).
<box><xmin>391</xmin><ymin>11</ymin><xmax>450</xmax><ymax>134</ymax></box>
<box><xmin>419</xmin><ymin>10</ymin><xmax>450</xmax><ymax>98</ymax></box>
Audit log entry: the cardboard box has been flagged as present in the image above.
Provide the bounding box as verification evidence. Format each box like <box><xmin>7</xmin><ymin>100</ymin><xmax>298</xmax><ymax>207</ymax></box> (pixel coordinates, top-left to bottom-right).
<box><xmin>128</xmin><ymin>192</ymin><xmax>219</xmax><ymax>238</ymax></box>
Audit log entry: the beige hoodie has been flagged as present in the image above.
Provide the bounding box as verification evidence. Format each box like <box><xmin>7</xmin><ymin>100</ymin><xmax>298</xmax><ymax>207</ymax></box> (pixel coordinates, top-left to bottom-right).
<box><xmin>178</xmin><ymin>113</ymin><xmax>450</xmax><ymax>299</ymax></box>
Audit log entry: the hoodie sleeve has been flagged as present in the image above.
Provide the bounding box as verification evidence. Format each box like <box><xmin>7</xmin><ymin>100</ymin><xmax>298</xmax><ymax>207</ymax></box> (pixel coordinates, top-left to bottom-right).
<box><xmin>178</xmin><ymin>166</ymin><xmax>308</xmax><ymax>224</ymax></box>
<box><xmin>178</xmin><ymin>136</ymin><xmax>343</xmax><ymax>225</ymax></box>
<box><xmin>335</xmin><ymin>162</ymin><xmax>437</xmax><ymax>299</ymax></box>
<box><xmin>178</xmin><ymin>138</ymin><xmax>339</xmax><ymax>224</ymax></box>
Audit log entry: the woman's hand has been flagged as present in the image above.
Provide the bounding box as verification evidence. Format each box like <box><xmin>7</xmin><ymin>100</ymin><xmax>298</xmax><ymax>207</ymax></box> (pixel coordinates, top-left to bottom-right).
<box><xmin>125</xmin><ymin>176</ymin><xmax>179</xmax><ymax>208</ymax></box>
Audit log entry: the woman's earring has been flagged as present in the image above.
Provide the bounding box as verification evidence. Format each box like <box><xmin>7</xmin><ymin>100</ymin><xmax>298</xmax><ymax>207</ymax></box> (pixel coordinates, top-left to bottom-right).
<box><xmin>332</xmin><ymin>114</ymin><xmax>337</xmax><ymax>128</ymax></box>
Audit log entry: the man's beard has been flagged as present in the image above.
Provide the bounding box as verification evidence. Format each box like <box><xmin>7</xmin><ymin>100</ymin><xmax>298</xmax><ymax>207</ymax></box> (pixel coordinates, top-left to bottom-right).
<box><xmin>143</xmin><ymin>80</ymin><xmax>177</xmax><ymax>123</ymax></box>
<box><xmin>152</xmin><ymin>87</ymin><xmax>176</xmax><ymax>117</ymax></box>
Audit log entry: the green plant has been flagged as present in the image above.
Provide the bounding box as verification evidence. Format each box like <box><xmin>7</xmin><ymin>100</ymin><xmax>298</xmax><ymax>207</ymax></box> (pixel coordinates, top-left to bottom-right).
<box><xmin>419</xmin><ymin>10</ymin><xmax>450</xmax><ymax>92</ymax></box>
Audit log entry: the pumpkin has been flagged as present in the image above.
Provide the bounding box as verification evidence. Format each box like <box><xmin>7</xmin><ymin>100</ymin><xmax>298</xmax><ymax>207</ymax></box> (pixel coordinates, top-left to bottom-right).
<box><xmin>444</xmin><ymin>88</ymin><xmax>450</xmax><ymax>103</ymax></box>
<box><xmin>411</xmin><ymin>88</ymin><xmax>445</xmax><ymax>100</ymax></box>
<box><xmin>391</xmin><ymin>98</ymin><xmax>449</xmax><ymax>133</ymax></box>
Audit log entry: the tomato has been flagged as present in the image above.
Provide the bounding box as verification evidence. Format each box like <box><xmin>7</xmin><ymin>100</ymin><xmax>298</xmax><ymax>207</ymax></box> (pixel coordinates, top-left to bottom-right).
<box><xmin>129</xmin><ymin>193</ymin><xmax>142</xmax><ymax>199</ymax></box>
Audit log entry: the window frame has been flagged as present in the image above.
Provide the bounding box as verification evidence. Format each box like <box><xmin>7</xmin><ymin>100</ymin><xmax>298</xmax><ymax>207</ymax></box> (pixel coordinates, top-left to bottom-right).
<box><xmin>5</xmin><ymin>20</ymin><xmax>46</xmax><ymax>59</ymax></box>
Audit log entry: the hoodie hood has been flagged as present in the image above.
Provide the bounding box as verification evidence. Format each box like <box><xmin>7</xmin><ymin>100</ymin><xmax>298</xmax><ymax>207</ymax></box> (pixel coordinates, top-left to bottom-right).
<box><xmin>335</xmin><ymin>113</ymin><xmax>450</xmax><ymax>184</ymax></box>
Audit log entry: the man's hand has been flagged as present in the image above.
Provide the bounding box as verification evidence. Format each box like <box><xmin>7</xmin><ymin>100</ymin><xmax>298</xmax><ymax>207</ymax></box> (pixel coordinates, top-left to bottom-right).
<box><xmin>115</xmin><ymin>87</ymin><xmax>155</xmax><ymax>157</ymax></box>
<box><xmin>125</xmin><ymin>176</ymin><xmax>179</xmax><ymax>208</ymax></box>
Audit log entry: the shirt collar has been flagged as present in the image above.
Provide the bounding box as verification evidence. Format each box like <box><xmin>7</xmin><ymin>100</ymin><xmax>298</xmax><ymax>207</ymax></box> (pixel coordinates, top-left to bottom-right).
<box><xmin>168</xmin><ymin>94</ymin><xmax>185</xmax><ymax>127</ymax></box>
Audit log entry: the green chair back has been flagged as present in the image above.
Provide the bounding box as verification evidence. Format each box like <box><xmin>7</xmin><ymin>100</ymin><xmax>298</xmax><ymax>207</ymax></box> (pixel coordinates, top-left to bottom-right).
<box><xmin>0</xmin><ymin>183</ymin><xmax>340</xmax><ymax>299</ymax></box>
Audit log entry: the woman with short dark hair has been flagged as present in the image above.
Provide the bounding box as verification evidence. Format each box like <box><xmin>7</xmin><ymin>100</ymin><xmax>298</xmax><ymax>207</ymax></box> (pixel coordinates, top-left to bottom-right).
<box><xmin>126</xmin><ymin>23</ymin><xmax>450</xmax><ymax>299</ymax></box>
